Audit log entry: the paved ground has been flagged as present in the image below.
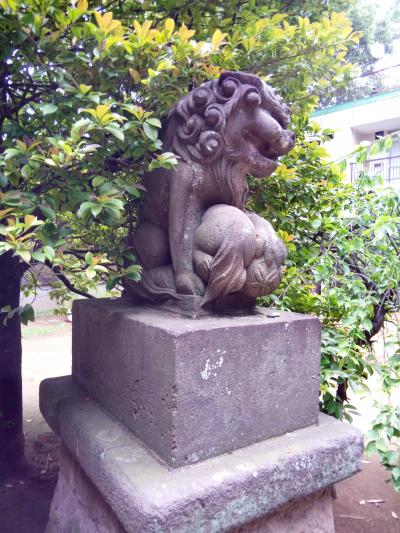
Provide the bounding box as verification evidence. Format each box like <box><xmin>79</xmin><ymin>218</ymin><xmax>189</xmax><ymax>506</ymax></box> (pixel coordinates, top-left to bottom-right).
<box><xmin>0</xmin><ymin>315</ymin><xmax>399</xmax><ymax>532</ymax></box>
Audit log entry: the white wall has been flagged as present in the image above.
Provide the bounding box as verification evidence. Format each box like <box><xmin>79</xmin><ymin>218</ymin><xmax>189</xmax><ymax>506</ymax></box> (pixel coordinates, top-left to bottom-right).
<box><xmin>313</xmin><ymin>91</ymin><xmax>400</xmax><ymax>161</ymax></box>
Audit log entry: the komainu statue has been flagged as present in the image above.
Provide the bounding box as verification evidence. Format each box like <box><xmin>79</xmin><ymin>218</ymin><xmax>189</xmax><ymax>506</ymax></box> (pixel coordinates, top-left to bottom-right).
<box><xmin>124</xmin><ymin>71</ymin><xmax>295</xmax><ymax>315</ymax></box>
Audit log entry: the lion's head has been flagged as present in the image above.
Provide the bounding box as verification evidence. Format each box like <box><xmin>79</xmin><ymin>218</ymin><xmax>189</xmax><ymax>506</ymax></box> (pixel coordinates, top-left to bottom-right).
<box><xmin>163</xmin><ymin>71</ymin><xmax>295</xmax><ymax>186</ymax></box>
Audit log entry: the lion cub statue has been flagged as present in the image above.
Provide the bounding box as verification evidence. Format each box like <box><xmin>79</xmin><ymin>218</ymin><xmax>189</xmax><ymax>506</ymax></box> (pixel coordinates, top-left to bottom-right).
<box><xmin>124</xmin><ymin>71</ymin><xmax>295</xmax><ymax>314</ymax></box>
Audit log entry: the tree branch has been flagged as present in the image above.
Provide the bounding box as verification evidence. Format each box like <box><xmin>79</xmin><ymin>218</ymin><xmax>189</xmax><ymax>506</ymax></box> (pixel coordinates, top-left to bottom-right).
<box><xmin>44</xmin><ymin>260</ymin><xmax>94</xmax><ymax>299</ymax></box>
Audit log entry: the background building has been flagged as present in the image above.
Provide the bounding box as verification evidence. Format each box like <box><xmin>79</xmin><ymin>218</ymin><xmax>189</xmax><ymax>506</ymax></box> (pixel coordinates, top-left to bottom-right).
<box><xmin>312</xmin><ymin>89</ymin><xmax>400</xmax><ymax>188</ymax></box>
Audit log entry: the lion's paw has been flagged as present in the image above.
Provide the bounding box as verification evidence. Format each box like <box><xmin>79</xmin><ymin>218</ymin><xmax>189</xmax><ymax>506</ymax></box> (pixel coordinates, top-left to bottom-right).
<box><xmin>176</xmin><ymin>272</ymin><xmax>205</xmax><ymax>296</ymax></box>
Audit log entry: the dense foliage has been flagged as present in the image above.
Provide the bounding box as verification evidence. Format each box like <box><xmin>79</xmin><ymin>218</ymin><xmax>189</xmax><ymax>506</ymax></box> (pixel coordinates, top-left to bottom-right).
<box><xmin>254</xmin><ymin>133</ymin><xmax>400</xmax><ymax>489</ymax></box>
<box><xmin>0</xmin><ymin>0</ymin><xmax>358</xmax><ymax>309</ymax></box>
<box><xmin>0</xmin><ymin>0</ymin><xmax>399</xmax><ymax>489</ymax></box>
<box><xmin>319</xmin><ymin>0</ymin><xmax>400</xmax><ymax>105</ymax></box>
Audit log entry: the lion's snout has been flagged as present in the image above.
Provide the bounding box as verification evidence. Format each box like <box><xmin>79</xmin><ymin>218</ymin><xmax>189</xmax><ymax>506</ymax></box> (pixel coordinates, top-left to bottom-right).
<box><xmin>280</xmin><ymin>129</ymin><xmax>296</xmax><ymax>153</ymax></box>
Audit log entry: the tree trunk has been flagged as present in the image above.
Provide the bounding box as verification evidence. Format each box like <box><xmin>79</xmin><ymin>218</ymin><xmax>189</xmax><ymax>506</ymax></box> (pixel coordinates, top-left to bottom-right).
<box><xmin>0</xmin><ymin>251</ymin><xmax>25</xmax><ymax>474</ymax></box>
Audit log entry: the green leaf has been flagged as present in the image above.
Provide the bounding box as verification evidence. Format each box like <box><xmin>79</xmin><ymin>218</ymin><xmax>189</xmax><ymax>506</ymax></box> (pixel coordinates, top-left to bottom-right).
<box><xmin>40</xmin><ymin>104</ymin><xmax>58</xmax><ymax>116</ymax></box>
<box><xmin>143</xmin><ymin>122</ymin><xmax>158</xmax><ymax>142</ymax></box>
<box><xmin>16</xmin><ymin>249</ymin><xmax>31</xmax><ymax>263</ymax></box>
<box><xmin>146</xmin><ymin>117</ymin><xmax>161</xmax><ymax>128</ymax></box>
<box><xmin>71</xmin><ymin>119</ymin><xmax>92</xmax><ymax>138</ymax></box>
<box><xmin>105</xmin><ymin>125</ymin><xmax>124</xmax><ymax>141</ymax></box>
<box><xmin>92</xmin><ymin>176</ymin><xmax>105</xmax><ymax>187</ymax></box>
<box><xmin>369</xmin><ymin>142</ymin><xmax>380</xmax><ymax>156</ymax></box>
<box><xmin>84</xmin><ymin>252</ymin><xmax>93</xmax><ymax>265</ymax></box>
<box><xmin>392</xmin><ymin>467</ymin><xmax>400</xmax><ymax>481</ymax></box>
<box><xmin>104</xmin><ymin>198</ymin><xmax>124</xmax><ymax>210</ymax></box>
<box><xmin>42</xmin><ymin>246</ymin><xmax>56</xmax><ymax>260</ymax></box>
<box><xmin>40</xmin><ymin>205</ymin><xmax>56</xmax><ymax>221</ymax></box>
<box><xmin>85</xmin><ymin>267</ymin><xmax>97</xmax><ymax>279</ymax></box>
<box><xmin>0</xmin><ymin>172</ymin><xmax>8</xmax><ymax>187</ymax></box>
<box><xmin>3</xmin><ymin>191</ymin><xmax>37</xmax><ymax>209</ymax></box>
<box><xmin>4</xmin><ymin>148</ymin><xmax>22</xmax><ymax>161</ymax></box>
<box><xmin>376</xmin><ymin>438</ymin><xmax>388</xmax><ymax>452</ymax></box>
<box><xmin>311</xmin><ymin>219</ymin><xmax>321</xmax><ymax>229</ymax></box>
<box><xmin>122</xmin><ymin>184</ymin><xmax>141</xmax><ymax>197</ymax></box>
<box><xmin>384</xmin><ymin>136</ymin><xmax>393</xmax><ymax>150</ymax></box>
<box><xmin>79</xmin><ymin>83</ymin><xmax>92</xmax><ymax>94</ymax></box>
<box><xmin>77</xmin><ymin>202</ymin><xmax>94</xmax><ymax>218</ymax></box>
<box><xmin>106</xmin><ymin>274</ymin><xmax>122</xmax><ymax>291</ymax></box>
<box><xmin>20</xmin><ymin>304</ymin><xmax>35</xmax><ymax>325</ymax></box>
<box><xmin>123</xmin><ymin>264</ymin><xmax>142</xmax><ymax>281</ymax></box>
<box><xmin>91</xmin><ymin>204</ymin><xmax>103</xmax><ymax>216</ymax></box>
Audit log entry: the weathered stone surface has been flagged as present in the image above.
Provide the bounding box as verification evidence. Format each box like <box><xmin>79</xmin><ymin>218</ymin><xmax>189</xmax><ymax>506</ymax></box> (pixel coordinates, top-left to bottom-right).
<box><xmin>232</xmin><ymin>488</ymin><xmax>335</xmax><ymax>533</ymax></box>
<box><xmin>72</xmin><ymin>298</ymin><xmax>321</xmax><ymax>466</ymax></box>
<box><xmin>46</xmin><ymin>446</ymin><xmax>126</xmax><ymax>533</ymax></box>
<box><xmin>40</xmin><ymin>375</ymin><xmax>363</xmax><ymax>533</ymax></box>
<box><xmin>47</xmin><ymin>446</ymin><xmax>335</xmax><ymax>533</ymax></box>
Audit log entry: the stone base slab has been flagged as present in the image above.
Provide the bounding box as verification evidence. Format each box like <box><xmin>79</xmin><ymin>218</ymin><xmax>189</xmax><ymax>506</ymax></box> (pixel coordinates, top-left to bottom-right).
<box><xmin>72</xmin><ymin>298</ymin><xmax>321</xmax><ymax>466</ymax></box>
<box><xmin>46</xmin><ymin>446</ymin><xmax>126</xmax><ymax>533</ymax></box>
<box><xmin>47</xmin><ymin>446</ymin><xmax>335</xmax><ymax>533</ymax></box>
<box><xmin>40</xmin><ymin>376</ymin><xmax>363</xmax><ymax>533</ymax></box>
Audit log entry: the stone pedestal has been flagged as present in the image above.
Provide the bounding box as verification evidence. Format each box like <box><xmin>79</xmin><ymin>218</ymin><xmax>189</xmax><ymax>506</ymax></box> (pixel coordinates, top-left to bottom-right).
<box><xmin>72</xmin><ymin>299</ymin><xmax>321</xmax><ymax>466</ymax></box>
<box><xmin>40</xmin><ymin>299</ymin><xmax>363</xmax><ymax>532</ymax></box>
<box><xmin>41</xmin><ymin>376</ymin><xmax>361</xmax><ymax>533</ymax></box>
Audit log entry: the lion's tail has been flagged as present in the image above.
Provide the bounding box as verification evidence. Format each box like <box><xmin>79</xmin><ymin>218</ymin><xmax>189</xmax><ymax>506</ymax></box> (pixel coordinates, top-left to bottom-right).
<box><xmin>201</xmin><ymin>237</ymin><xmax>247</xmax><ymax>306</ymax></box>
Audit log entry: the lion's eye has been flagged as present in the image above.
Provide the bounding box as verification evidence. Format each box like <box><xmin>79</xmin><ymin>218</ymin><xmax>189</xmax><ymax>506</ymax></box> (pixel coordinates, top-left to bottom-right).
<box><xmin>245</xmin><ymin>91</ymin><xmax>261</xmax><ymax>107</ymax></box>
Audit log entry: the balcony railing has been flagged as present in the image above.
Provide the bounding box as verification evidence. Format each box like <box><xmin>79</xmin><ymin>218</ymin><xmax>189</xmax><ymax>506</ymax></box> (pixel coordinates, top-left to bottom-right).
<box><xmin>350</xmin><ymin>156</ymin><xmax>400</xmax><ymax>186</ymax></box>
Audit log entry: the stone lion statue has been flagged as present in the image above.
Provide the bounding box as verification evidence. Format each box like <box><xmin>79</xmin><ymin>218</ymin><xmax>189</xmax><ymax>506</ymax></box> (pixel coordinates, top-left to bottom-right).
<box><xmin>124</xmin><ymin>71</ymin><xmax>295</xmax><ymax>314</ymax></box>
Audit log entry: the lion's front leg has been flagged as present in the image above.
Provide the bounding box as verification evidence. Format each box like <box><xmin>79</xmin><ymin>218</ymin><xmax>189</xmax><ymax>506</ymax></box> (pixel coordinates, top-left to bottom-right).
<box><xmin>168</xmin><ymin>165</ymin><xmax>206</xmax><ymax>296</ymax></box>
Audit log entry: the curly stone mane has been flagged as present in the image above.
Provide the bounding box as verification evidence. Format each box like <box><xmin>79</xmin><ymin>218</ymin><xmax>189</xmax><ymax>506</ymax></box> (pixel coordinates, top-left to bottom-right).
<box><xmin>163</xmin><ymin>71</ymin><xmax>290</xmax><ymax>162</ymax></box>
<box><xmin>162</xmin><ymin>71</ymin><xmax>290</xmax><ymax>206</ymax></box>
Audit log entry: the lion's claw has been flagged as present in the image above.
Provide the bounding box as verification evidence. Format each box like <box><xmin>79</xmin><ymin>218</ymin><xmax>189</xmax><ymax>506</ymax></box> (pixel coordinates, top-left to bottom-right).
<box><xmin>176</xmin><ymin>272</ymin><xmax>205</xmax><ymax>296</ymax></box>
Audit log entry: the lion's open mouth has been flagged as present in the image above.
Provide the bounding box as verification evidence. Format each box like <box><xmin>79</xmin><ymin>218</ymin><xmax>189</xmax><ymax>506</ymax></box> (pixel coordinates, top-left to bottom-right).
<box><xmin>259</xmin><ymin>144</ymin><xmax>279</xmax><ymax>161</ymax></box>
<box><xmin>241</xmin><ymin>129</ymin><xmax>295</xmax><ymax>178</ymax></box>
<box><xmin>250</xmin><ymin>129</ymin><xmax>295</xmax><ymax>162</ymax></box>
<box><xmin>246</xmin><ymin>133</ymin><xmax>287</xmax><ymax>163</ymax></box>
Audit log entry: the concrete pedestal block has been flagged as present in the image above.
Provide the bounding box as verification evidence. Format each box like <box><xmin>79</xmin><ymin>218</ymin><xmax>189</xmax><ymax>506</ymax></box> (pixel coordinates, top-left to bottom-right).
<box><xmin>40</xmin><ymin>376</ymin><xmax>363</xmax><ymax>533</ymax></box>
<box><xmin>72</xmin><ymin>299</ymin><xmax>321</xmax><ymax>466</ymax></box>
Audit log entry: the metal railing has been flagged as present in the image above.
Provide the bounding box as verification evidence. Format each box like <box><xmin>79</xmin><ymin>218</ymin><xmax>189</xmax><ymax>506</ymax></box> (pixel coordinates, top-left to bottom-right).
<box><xmin>350</xmin><ymin>156</ymin><xmax>400</xmax><ymax>186</ymax></box>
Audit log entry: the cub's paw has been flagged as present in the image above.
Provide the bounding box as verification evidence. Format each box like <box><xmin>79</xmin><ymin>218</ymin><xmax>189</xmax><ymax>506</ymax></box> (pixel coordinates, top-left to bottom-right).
<box><xmin>176</xmin><ymin>272</ymin><xmax>206</xmax><ymax>296</ymax></box>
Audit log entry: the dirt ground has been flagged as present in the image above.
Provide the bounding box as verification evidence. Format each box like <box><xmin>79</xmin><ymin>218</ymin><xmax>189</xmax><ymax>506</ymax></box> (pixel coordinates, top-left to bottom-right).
<box><xmin>0</xmin><ymin>315</ymin><xmax>399</xmax><ymax>533</ymax></box>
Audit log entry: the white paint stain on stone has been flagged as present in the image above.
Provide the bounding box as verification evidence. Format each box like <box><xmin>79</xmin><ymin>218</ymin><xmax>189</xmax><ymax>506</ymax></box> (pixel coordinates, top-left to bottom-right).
<box><xmin>212</xmin><ymin>469</ymin><xmax>231</xmax><ymax>483</ymax></box>
<box><xmin>236</xmin><ymin>463</ymin><xmax>254</xmax><ymax>472</ymax></box>
<box><xmin>114</xmin><ymin>456</ymin><xmax>136</xmax><ymax>464</ymax></box>
<box><xmin>200</xmin><ymin>356</ymin><xmax>224</xmax><ymax>380</ymax></box>
<box><xmin>97</xmin><ymin>429</ymin><xmax>120</xmax><ymax>443</ymax></box>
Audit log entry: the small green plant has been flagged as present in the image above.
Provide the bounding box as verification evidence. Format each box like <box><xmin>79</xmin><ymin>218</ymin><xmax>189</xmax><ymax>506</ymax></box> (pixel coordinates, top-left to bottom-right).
<box><xmin>365</xmin><ymin>342</ymin><xmax>400</xmax><ymax>492</ymax></box>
